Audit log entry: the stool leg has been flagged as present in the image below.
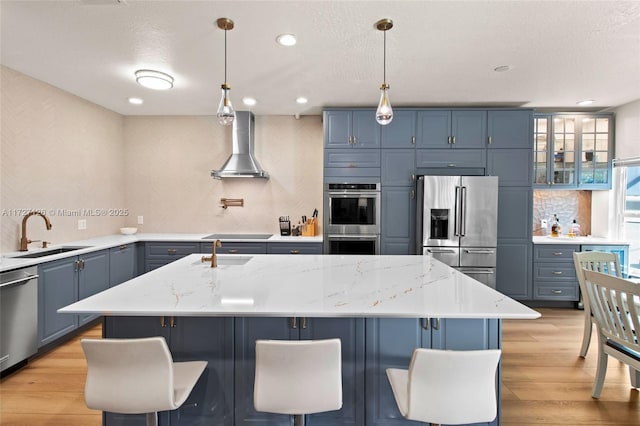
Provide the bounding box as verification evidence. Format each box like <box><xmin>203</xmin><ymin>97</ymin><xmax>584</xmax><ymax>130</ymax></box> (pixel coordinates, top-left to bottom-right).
<box><xmin>145</xmin><ymin>412</ymin><xmax>158</xmax><ymax>426</ymax></box>
<box><xmin>293</xmin><ymin>414</ymin><xmax>305</xmax><ymax>426</ymax></box>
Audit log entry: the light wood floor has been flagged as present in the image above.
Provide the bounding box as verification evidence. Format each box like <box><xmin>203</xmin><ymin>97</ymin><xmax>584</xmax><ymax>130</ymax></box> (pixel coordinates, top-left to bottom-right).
<box><xmin>1</xmin><ymin>309</ymin><xmax>638</xmax><ymax>425</ymax></box>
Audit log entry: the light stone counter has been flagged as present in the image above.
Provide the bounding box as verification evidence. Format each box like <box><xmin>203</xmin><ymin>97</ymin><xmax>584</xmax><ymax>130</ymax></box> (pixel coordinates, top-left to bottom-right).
<box><xmin>60</xmin><ymin>254</ymin><xmax>539</xmax><ymax>319</ymax></box>
<box><xmin>532</xmin><ymin>236</ymin><xmax>629</xmax><ymax>245</ymax></box>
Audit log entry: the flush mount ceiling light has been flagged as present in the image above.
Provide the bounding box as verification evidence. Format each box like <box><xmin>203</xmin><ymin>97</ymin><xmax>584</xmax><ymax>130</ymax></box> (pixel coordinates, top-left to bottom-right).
<box><xmin>216</xmin><ymin>17</ymin><xmax>235</xmax><ymax>126</ymax></box>
<box><xmin>494</xmin><ymin>65</ymin><xmax>512</xmax><ymax>72</ymax></box>
<box><xmin>577</xmin><ymin>99</ymin><xmax>595</xmax><ymax>106</ymax></box>
<box><xmin>135</xmin><ymin>70</ymin><xmax>174</xmax><ymax>90</ymax></box>
<box><xmin>295</xmin><ymin>96</ymin><xmax>308</xmax><ymax>104</ymax></box>
<box><xmin>128</xmin><ymin>97</ymin><xmax>143</xmax><ymax>105</ymax></box>
<box><xmin>276</xmin><ymin>33</ymin><xmax>297</xmax><ymax>47</ymax></box>
<box><xmin>375</xmin><ymin>18</ymin><xmax>393</xmax><ymax>126</ymax></box>
<box><xmin>242</xmin><ymin>97</ymin><xmax>257</xmax><ymax>106</ymax></box>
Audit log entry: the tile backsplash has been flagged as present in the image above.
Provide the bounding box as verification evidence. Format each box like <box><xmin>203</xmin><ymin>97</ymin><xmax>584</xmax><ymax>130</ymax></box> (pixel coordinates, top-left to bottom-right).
<box><xmin>533</xmin><ymin>190</ymin><xmax>592</xmax><ymax>236</ymax></box>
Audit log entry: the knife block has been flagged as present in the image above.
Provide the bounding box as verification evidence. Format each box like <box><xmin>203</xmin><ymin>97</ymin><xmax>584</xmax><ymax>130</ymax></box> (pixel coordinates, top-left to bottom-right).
<box><xmin>301</xmin><ymin>219</ymin><xmax>317</xmax><ymax>237</ymax></box>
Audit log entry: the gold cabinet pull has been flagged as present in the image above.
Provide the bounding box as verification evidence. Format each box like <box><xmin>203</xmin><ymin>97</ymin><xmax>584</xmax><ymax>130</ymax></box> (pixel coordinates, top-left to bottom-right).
<box><xmin>160</xmin><ymin>316</ymin><xmax>166</xmax><ymax>328</ymax></box>
<box><xmin>301</xmin><ymin>317</ymin><xmax>307</xmax><ymax>329</ymax></box>
<box><xmin>290</xmin><ymin>249</ymin><xmax>300</xmax><ymax>254</ymax></box>
<box><xmin>167</xmin><ymin>249</ymin><xmax>177</xmax><ymax>255</ymax></box>
<box><xmin>290</xmin><ymin>317</ymin><xmax>297</xmax><ymax>329</ymax></box>
<box><xmin>169</xmin><ymin>316</ymin><xmax>176</xmax><ymax>328</ymax></box>
<box><xmin>228</xmin><ymin>249</ymin><xmax>239</xmax><ymax>254</ymax></box>
<box><xmin>119</xmin><ymin>244</ymin><xmax>128</xmax><ymax>250</ymax></box>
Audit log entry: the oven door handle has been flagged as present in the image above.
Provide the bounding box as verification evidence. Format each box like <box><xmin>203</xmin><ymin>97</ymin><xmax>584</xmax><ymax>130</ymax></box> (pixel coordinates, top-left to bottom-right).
<box><xmin>327</xmin><ymin>235</ymin><xmax>379</xmax><ymax>240</ymax></box>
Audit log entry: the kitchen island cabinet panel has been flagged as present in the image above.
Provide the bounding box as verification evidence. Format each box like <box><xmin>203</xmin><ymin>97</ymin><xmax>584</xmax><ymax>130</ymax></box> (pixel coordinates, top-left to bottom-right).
<box><xmin>103</xmin><ymin>316</ymin><xmax>234</xmax><ymax>426</ymax></box>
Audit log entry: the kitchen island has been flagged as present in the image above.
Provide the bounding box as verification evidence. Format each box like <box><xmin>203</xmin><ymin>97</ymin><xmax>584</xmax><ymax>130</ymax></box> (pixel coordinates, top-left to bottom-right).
<box><xmin>61</xmin><ymin>254</ymin><xmax>539</xmax><ymax>426</ymax></box>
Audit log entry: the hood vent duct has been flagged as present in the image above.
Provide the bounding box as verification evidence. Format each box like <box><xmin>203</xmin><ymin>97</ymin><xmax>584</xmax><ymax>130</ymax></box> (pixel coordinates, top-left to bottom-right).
<box><xmin>211</xmin><ymin>111</ymin><xmax>269</xmax><ymax>179</ymax></box>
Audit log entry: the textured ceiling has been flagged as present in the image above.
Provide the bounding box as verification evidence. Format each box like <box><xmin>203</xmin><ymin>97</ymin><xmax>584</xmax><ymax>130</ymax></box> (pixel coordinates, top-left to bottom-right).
<box><xmin>1</xmin><ymin>0</ymin><xmax>639</xmax><ymax>116</ymax></box>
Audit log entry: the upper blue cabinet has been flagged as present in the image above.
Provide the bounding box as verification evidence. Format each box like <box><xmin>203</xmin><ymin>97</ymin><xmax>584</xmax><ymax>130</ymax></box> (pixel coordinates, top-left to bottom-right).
<box><xmin>416</xmin><ymin>110</ymin><xmax>486</xmax><ymax>149</ymax></box>
<box><xmin>324</xmin><ymin>109</ymin><xmax>381</xmax><ymax>149</ymax></box>
<box><xmin>381</xmin><ymin>110</ymin><xmax>417</xmax><ymax>148</ymax></box>
<box><xmin>487</xmin><ymin>110</ymin><xmax>532</xmax><ymax>148</ymax></box>
<box><xmin>533</xmin><ymin>113</ymin><xmax>613</xmax><ymax>189</ymax></box>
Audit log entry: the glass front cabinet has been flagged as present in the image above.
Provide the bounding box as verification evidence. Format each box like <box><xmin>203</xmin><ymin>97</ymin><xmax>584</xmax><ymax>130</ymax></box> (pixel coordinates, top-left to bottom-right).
<box><xmin>533</xmin><ymin>113</ymin><xmax>613</xmax><ymax>189</ymax></box>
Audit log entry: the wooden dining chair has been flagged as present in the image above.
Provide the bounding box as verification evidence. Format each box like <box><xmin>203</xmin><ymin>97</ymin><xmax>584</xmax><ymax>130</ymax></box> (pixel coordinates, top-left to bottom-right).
<box><xmin>583</xmin><ymin>269</ymin><xmax>640</xmax><ymax>398</ymax></box>
<box><xmin>573</xmin><ymin>251</ymin><xmax>622</xmax><ymax>357</ymax></box>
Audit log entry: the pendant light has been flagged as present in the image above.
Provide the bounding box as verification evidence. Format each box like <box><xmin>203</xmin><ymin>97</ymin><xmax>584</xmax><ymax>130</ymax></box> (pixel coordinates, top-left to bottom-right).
<box><xmin>375</xmin><ymin>18</ymin><xmax>393</xmax><ymax>126</ymax></box>
<box><xmin>216</xmin><ymin>18</ymin><xmax>235</xmax><ymax>126</ymax></box>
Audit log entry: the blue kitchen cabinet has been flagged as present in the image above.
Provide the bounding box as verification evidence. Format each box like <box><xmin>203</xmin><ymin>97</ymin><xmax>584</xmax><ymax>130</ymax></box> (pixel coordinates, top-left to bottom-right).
<box><xmin>533</xmin><ymin>244</ymin><xmax>580</xmax><ymax>301</ymax></box>
<box><xmin>103</xmin><ymin>316</ymin><xmax>234</xmax><ymax>426</ymax></box>
<box><xmin>365</xmin><ymin>318</ymin><xmax>500</xmax><ymax>426</ymax></box>
<box><xmin>234</xmin><ymin>316</ymin><xmax>365</xmax><ymax>426</ymax></box>
<box><xmin>487</xmin><ymin>110</ymin><xmax>533</xmax><ymax>149</ymax></box>
<box><xmin>324</xmin><ymin>109</ymin><xmax>380</xmax><ymax>149</ymax></box>
<box><xmin>144</xmin><ymin>242</ymin><xmax>199</xmax><ymax>272</ymax></box>
<box><xmin>415</xmin><ymin>148</ymin><xmax>486</xmax><ymax>169</ymax></box>
<box><xmin>109</xmin><ymin>243</ymin><xmax>137</xmax><ymax>287</ymax></box>
<box><xmin>213</xmin><ymin>242</ymin><xmax>267</xmax><ymax>254</ymax></box>
<box><xmin>78</xmin><ymin>250</ymin><xmax>110</xmax><ymax>326</ymax></box>
<box><xmin>497</xmin><ymin>187</ymin><xmax>532</xmax><ymax>241</ymax></box>
<box><xmin>381</xmin><ymin>149</ymin><xmax>415</xmax><ymax>187</ymax></box>
<box><xmin>496</xmin><ymin>242</ymin><xmax>532</xmax><ymax>299</ymax></box>
<box><xmin>266</xmin><ymin>242</ymin><xmax>323</xmax><ymax>254</ymax></box>
<box><xmin>38</xmin><ymin>257</ymin><xmax>78</xmax><ymax>347</ymax></box>
<box><xmin>381</xmin><ymin>187</ymin><xmax>415</xmax><ymax>255</ymax></box>
<box><xmin>381</xmin><ymin>110</ymin><xmax>416</xmax><ymax>148</ymax></box>
<box><xmin>487</xmin><ymin>148</ymin><xmax>532</xmax><ymax>187</ymax></box>
<box><xmin>416</xmin><ymin>110</ymin><xmax>486</xmax><ymax>149</ymax></box>
<box><xmin>38</xmin><ymin>249</ymin><xmax>110</xmax><ymax>347</ymax></box>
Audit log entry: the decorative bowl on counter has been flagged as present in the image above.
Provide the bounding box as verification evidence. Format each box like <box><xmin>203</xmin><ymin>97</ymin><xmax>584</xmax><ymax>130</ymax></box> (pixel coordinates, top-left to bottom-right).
<box><xmin>120</xmin><ymin>227</ymin><xmax>138</xmax><ymax>235</ymax></box>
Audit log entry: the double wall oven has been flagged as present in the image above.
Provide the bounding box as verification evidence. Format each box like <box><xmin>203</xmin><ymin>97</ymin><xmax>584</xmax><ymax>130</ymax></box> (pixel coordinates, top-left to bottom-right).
<box><xmin>323</xmin><ymin>182</ymin><xmax>380</xmax><ymax>255</ymax></box>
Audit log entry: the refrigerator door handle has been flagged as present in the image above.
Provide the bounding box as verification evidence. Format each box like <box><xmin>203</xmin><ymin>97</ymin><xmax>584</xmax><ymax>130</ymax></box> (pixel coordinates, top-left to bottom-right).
<box><xmin>426</xmin><ymin>248</ymin><xmax>457</xmax><ymax>254</ymax></box>
<box><xmin>454</xmin><ymin>186</ymin><xmax>461</xmax><ymax>237</ymax></box>
<box><xmin>461</xmin><ymin>269</ymin><xmax>495</xmax><ymax>274</ymax></box>
<box><xmin>463</xmin><ymin>249</ymin><xmax>496</xmax><ymax>254</ymax></box>
<box><xmin>459</xmin><ymin>186</ymin><xmax>467</xmax><ymax>236</ymax></box>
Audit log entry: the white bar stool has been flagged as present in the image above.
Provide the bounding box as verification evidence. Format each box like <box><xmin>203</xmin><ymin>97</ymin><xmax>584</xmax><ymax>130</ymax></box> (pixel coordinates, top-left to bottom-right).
<box><xmin>254</xmin><ymin>338</ymin><xmax>342</xmax><ymax>426</ymax></box>
<box><xmin>386</xmin><ymin>348</ymin><xmax>501</xmax><ymax>425</ymax></box>
<box><xmin>81</xmin><ymin>337</ymin><xmax>207</xmax><ymax>426</ymax></box>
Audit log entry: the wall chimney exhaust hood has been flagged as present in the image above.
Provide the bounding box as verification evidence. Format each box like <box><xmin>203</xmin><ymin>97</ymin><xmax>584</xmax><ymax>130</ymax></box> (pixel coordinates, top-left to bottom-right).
<box><xmin>211</xmin><ymin>111</ymin><xmax>269</xmax><ymax>179</ymax></box>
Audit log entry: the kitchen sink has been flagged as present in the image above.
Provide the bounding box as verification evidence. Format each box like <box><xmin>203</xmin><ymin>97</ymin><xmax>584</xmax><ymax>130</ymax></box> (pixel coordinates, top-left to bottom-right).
<box><xmin>217</xmin><ymin>256</ymin><xmax>253</xmax><ymax>266</ymax></box>
<box><xmin>12</xmin><ymin>246</ymin><xmax>91</xmax><ymax>258</ymax></box>
<box><xmin>202</xmin><ymin>233</ymin><xmax>273</xmax><ymax>240</ymax></box>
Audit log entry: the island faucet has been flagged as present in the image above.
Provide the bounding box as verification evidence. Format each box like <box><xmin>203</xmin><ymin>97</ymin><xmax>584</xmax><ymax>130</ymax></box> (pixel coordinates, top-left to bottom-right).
<box><xmin>20</xmin><ymin>211</ymin><xmax>53</xmax><ymax>251</ymax></box>
<box><xmin>201</xmin><ymin>240</ymin><xmax>223</xmax><ymax>268</ymax></box>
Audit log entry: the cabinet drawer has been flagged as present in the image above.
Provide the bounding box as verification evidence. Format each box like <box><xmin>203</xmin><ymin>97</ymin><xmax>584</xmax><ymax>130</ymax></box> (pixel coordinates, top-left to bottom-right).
<box><xmin>146</xmin><ymin>242</ymin><xmax>199</xmax><ymax>258</ymax></box>
<box><xmin>534</xmin><ymin>263</ymin><xmax>577</xmax><ymax>281</ymax></box>
<box><xmin>534</xmin><ymin>245</ymin><xmax>579</xmax><ymax>261</ymax></box>
<box><xmin>534</xmin><ymin>282</ymin><xmax>578</xmax><ymax>301</ymax></box>
<box><xmin>415</xmin><ymin>149</ymin><xmax>486</xmax><ymax>169</ymax></box>
<box><xmin>216</xmin><ymin>242</ymin><xmax>267</xmax><ymax>254</ymax></box>
<box><xmin>267</xmin><ymin>243</ymin><xmax>322</xmax><ymax>255</ymax></box>
<box><xmin>324</xmin><ymin>149</ymin><xmax>381</xmax><ymax>168</ymax></box>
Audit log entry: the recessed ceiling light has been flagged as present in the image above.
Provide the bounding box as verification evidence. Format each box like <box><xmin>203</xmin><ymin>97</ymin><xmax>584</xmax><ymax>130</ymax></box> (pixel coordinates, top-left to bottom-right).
<box><xmin>276</xmin><ymin>34</ymin><xmax>297</xmax><ymax>47</ymax></box>
<box><xmin>242</xmin><ymin>97</ymin><xmax>257</xmax><ymax>106</ymax></box>
<box><xmin>128</xmin><ymin>97</ymin><xmax>143</xmax><ymax>105</ymax></box>
<box><xmin>577</xmin><ymin>99</ymin><xmax>595</xmax><ymax>106</ymax></box>
<box><xmin>295</xmin><ymin>97</ymin><xmax>308</xmax><ymax>104</ymax></box>
<box><xmin>134</xmin><ymin>69</ymin><xmax>174</xmax><ymax>90</ymax></box>
<box><xmin>493</xmin><ymin>65</ymin><xmax>512</xmax><ymax>72</ymax></box>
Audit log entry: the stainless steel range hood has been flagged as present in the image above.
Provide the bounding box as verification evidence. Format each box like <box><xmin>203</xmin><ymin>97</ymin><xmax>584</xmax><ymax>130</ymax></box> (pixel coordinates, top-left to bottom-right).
<box><xmin>211</xmin><ymin>111</ymin><xmax>269</xmax><ymax>179</ymax></box>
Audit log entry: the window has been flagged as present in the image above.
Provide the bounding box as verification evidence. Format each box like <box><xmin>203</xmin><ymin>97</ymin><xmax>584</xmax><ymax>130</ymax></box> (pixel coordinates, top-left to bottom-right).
<box><xmin>613</xmin><ymin>157</ymin><xmax>640</xmax><ymax>277</ymax></box>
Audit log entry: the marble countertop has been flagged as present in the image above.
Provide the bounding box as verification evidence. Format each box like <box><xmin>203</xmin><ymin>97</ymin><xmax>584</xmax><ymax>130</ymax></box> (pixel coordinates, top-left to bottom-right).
<box><xmin>60</xmin><ymin>254</ymin><xmax>540</xmax><ymax>320</ymax></box>
<box><xmin>532</xmin><ymin>236</ymin><xmax>629</xmax><ymax>245</ymax></box>
<box><xmin>0</xmin><ymin>233</ymin><xmax>322</xmax><ymax>273</ymax></box>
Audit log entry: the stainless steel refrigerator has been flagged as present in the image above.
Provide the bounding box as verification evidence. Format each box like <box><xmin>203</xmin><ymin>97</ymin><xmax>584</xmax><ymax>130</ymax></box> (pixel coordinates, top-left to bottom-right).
<box><xmin>416</xmin><ymin>175</ymin><xmax>499</xmax><ymax>288</ymax></box>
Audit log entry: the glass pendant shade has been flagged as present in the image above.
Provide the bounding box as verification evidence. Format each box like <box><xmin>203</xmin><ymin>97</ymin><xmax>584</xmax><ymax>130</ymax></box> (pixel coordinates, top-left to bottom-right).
<box><xmin>376</xmin><ymin>84</ymin><xmax>393</xmax><ymax>125</ymax></box>
<box><xmin>217</xmin><ymin>84</ymin><xmax>235</xmax><ymax>125</ymax></box>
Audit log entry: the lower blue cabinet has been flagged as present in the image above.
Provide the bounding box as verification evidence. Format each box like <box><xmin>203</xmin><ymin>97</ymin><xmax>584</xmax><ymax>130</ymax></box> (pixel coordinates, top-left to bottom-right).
<box><xmin>103</xmin><ymin>317</ymin><xmax>499</xmax><ymax>426</ymax></box>
<box><xmin>365</xmin><ymin>318</ymin><xmax>500</xmax><ymax>426</ymax></box>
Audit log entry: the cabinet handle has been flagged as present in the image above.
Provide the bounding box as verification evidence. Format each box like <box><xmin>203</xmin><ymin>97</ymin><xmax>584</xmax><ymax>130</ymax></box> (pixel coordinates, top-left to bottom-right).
<box><xmin>410</xmin><ymin>190</ymin><xmax>415</xmax><ymax>200</ymax></box>
<box><xmin>551</xmin><ymin>290</ymin><xmax>563</xmax><ymax>294</ymax></box>
<box><xmin>169</xmin><ymin>316</ymin><xmax>176</xmax><ymax>328</ymax></box>
<box><xmin>160</xmin><ymin>316</ymin><xmax>166</xmax><ymax>328</ymax></box>
<box><xmin>451</xmin><ymin>136</ymin><xmax>456</xmax><ymax>144</ymax></box>
<box><xmin>119</xmin><ymin>244</ymin><xmax>128</xmax><ymax>250</ymax></box>
<box><xmin>290</xmin><ymin>249</ymin><xmax>300</xmax><ymax>254</ymax></box>
<box><xmin>352</xmin><ymin>136</ymin><xmax>357</xmax><ymax>145</ymax></box>
<box><xmin>167</xmin><ymin>249</ymin><xmax>177</xmax><ymax>255</ymax></box>
<box><xmin>552</xmin><ymin>271</ymin><xmax>563</xmax><ymax>275</ymax></box>
<box><xmin>432</xmin><ymin>318</ymin><xmax>440</xmax><ymax>330</ymax></box>
<box><xmin>421</xmin><ymin>318</ymin><xmax>430</xmax><ymax>330</ymax></box>
<box><xmin>488</xmin><ymin>136</ymin><xmax>492</xmax><ymax>145</ymax></box>
<box><xmin>74</xmin><ymin>260</ymin><xmax>81</xmax><ymax>271</ymax></box>
<box><xmin>348</xmin><ymin>136</ymin><xmax>352</xmax><ymax>145</ymax></box>
<box><xmin>553</xmin><ymin>252</ymin><xmax>563</xmax><ymax>256</ymax></box>
<box><xmin>411</xmin><ymin>136</ymin><xmax>416</xmax><ymax>145</ymax></box>
<box><xmin>448</xmin><ymin>163</ymin><xmax>456</xmax><ymax>167</ymax></box>
<box><xmin>290</xmin><ymin>317</ymin><xmax>297</xmax><ymax>329</ymax></box>
<box><xmin>447</xmin><ymin>136</ymin><xmax>452</xmax><ymax>144</ymax></box>
<box><xmin>301</xmin><ymin>317</ymin><xmax>307</xmax><ymax>329</ymax></box>
<box><xmin>229</xmin><ymin>249</ymin><xmax>239</xmax><ymax>254</ymax></box>
<box><xmin>411</xmin><ymin>174</ymin><xmax>416</xmax><ymax>182</ymax></box>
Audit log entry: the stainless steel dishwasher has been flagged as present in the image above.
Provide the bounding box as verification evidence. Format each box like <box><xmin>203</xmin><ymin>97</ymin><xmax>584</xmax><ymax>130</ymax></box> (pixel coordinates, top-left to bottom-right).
<box><xmin>1</xmin><ymin>266</ymin><xmax>38</xmax><ymax>372</ymax></box>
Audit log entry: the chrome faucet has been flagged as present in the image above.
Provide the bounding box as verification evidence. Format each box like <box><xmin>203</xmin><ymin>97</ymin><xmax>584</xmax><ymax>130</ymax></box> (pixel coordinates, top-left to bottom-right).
<box><xmin>201</xmin><ymin>240</ymin><xmax>223</xmax><ymax>268</ymax></box>
<box><xmin>20</xmin><ymin>211</ymin><xmax>53</xmax><ymax>251</ymax></box>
